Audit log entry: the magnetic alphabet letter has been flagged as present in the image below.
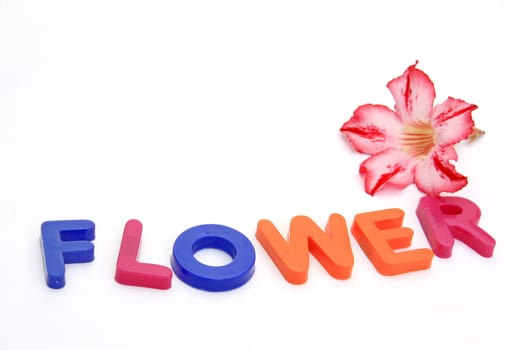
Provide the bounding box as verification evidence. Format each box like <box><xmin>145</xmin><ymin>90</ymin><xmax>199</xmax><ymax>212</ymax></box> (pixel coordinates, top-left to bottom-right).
<box><xmin>41</xmin><ymin>220</ymin><xmax>95</xmax><ymax>289</ymax></box>
<box><xmin>416</xmin><ymin>196</ymin><xmax>496</xmax><ymax>258</ymax></box>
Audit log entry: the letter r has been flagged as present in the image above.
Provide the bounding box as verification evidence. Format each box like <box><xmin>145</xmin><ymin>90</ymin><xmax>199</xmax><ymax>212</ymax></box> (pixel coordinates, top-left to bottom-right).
<box><xmin>41</xmin><ymin>220</ymin><xmax>95</xmax><ymax>289</ymax></box>
<box><xmin>416</xmin><ymin>196</ymin><xmax>496</xmax><ymax>258</ymax></box>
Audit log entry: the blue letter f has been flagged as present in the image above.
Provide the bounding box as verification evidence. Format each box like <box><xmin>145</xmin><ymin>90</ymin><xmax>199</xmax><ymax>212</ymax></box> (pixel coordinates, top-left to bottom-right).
<box><xmin>41</xmin><ymin>220</ymin><xmax>95</xmax><ymax>289</ymax></box>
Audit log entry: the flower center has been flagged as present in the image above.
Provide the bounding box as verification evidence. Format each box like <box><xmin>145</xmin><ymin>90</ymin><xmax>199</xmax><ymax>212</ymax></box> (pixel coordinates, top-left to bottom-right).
<box><xmin>401</xmin><ymin>120</ymin><xmax>435</xmax><ymax>158</ymax></box>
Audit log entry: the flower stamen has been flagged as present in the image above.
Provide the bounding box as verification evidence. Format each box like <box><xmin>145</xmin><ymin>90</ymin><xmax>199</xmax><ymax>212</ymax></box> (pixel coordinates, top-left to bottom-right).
<box><xmin>402</xmin><ymin>120</ymin><xmax>435</xmax><ymax>158</ymax></box>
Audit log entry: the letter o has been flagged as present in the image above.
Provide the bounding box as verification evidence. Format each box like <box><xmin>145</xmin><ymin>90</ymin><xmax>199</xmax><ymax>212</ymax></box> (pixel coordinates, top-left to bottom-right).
<box><xmin>171</xmin><ymin>224</ymin><xmax>256</xmax><ymax>291</ymax></box>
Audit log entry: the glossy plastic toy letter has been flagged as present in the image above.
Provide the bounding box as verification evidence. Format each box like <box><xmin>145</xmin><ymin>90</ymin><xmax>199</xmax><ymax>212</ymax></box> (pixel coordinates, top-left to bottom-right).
<box><xmin>352</xmin><ymin>209</ymin><xmax>433</xmax><ymax>275</ymax></box>
<box><xmin>115</xmin><ymin>219</ymin><xmax>173</xmax><ymax>290</ymax></box>
<box><xmin>41</xmin><ymin>220</ymin><xmax>95</xmax><ymax>289</ymax></box>
<box><xmin>171</xmin><ymin>224</ymin><xmax>256</xmax><ymax>292</ymax></box>
<box><xmin>256</xmin><ymin>214</ymin><xmax>353</xmax><ymax>284</ymax></box>
<box><xmin>416</xmin><ymin>196</ymin><xmax>496</xmax><ymax>258</ymax></box>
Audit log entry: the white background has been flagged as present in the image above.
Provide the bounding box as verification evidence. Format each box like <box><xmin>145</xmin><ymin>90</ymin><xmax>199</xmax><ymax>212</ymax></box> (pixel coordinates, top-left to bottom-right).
<box><xmin>1</xmin><ymin>1</ymin><xmax>523</xmax><ymax>349</ymax></box>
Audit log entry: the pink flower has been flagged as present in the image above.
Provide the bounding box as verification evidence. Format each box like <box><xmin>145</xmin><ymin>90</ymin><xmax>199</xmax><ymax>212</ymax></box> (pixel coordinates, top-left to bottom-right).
<box><xmin>340</xmin><ymin>63</ymin><xmax>478</xmax><ymax>196</ymax></box>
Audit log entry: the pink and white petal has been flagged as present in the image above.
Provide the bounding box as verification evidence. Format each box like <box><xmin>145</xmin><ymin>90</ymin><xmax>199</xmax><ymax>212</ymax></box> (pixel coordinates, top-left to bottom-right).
<box><xmin>414</xmin><ymin>147</ymin><xmax>467</xmax><ymax>197</ymax></box>
<box><xmin>431</xmin><ymin>97</ymin><xmax>476</xmax><ymax>147</ymax></box>
<box><xmin>359</xmin><ymin>148</ymin><xmax>417</xmax><ymax>195</ymax></box>
<box><xmin>340</xmin><ymin>104</ymin><xmax>403</xmax><ymax>155</ymax></box>
<box><xmin>387</xmin><ymin>63</ymin><xmax>436</xmax><ymax>124</ymax></box>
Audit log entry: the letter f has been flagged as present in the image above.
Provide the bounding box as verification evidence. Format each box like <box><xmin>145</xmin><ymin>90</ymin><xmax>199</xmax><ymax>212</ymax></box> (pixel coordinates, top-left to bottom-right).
<box><xmin>41</xmin><ymin>220</ymin><xmax>95</xmax><ymax>289</ymax></box>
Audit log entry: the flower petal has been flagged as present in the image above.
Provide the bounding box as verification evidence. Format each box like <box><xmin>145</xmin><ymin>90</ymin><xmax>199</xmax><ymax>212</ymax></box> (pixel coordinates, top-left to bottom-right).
<box><xmin>359</xmin><ymin>148</ymin><xmax>417</xmax><ymax>195</ymax></box>
<box><xmin>340</xmin><ymin>104</ymin><xmax>403</xmax><ymax>155</ymax></box>
<box><xmin>431</xmin><ymin>97</ymin><xmax>476</xmax><ymax>147</ymax></box>
<box><xmin>414</xmin><ymin>147</ymin><xmax>467</xmax><ymax>196</ymax></box>
<box><xmin>387</xmin><ymin>63</ymin><xmax>436</xmax><ymax>124</ymax></box>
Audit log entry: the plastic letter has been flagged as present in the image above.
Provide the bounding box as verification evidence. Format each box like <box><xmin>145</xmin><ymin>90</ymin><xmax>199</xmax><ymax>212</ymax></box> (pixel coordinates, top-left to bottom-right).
<box><xmin>171</xmin><ymin>224</ymin><xmax>256</xmax><ymax>292</ymax></box>
<box><xmin>352</xmin><ymin>209</ymin><xmax>433</xmax><ymax>275</ymax></box>
<box><xmin>256</xmin><ymin>214</ymin><xmax>353</xmax><ymax>284</ymax></box>
<box><xmin>41</xmin><ymin>220</ymin><xmax>95</xmax><ymax>289</ymax></box>
<box><xmin>115</xmin><ymin>219</ymin><xmax>172</xmax><ymax>290</ymax></box>
<box><xmin>416</xmin><ymin>196</ymin><xmax>496</xmax><ymax>258</ymax></box>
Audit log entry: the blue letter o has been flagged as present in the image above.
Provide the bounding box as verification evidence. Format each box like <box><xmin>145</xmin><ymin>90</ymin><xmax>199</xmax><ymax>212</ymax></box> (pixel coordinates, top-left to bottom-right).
<box><xmin>171</xmin><ymin>224</ymin><xmax>256</xmax><ymax>291</ymax></box>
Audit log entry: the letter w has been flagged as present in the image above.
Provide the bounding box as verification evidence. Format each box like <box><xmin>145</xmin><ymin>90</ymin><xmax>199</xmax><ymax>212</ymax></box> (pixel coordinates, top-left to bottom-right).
<box><xmin>256</xmin><ymin>214</ymin><xmax>353</xmax><ymax>284</ymax></box>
